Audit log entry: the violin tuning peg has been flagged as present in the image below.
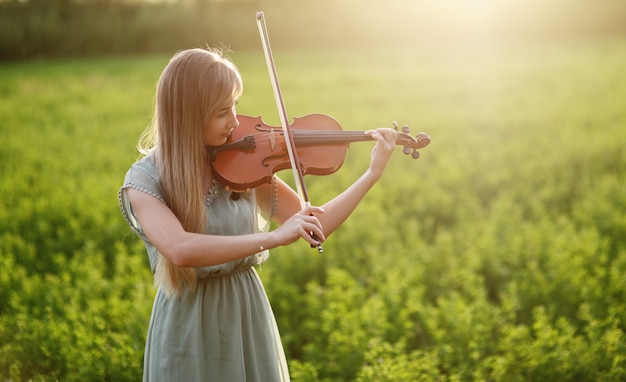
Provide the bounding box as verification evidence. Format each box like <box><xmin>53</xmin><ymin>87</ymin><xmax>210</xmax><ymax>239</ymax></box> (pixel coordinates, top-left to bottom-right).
<box><xmin>412</xmin><ymin>150</ymin><xmax>420</xmax><ymax>159</ymax></box>
<box><xmin>402</xmin><ymin>125</ymin><xmax>410</xmax><ymax>134</ymax></box>
<box><xmin>393</xmin><ymin>121</ymin><xmax>398</xmax><ymax>131</ymax></box>
<box><xmin>403</xmin><ymin>145</ymin><xmax>412</xmax><ymax>156</ymax></box>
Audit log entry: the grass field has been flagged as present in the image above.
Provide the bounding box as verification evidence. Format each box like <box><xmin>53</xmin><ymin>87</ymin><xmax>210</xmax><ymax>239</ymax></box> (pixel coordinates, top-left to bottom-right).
<box><xmin>1</xmin><ymin>37</ymin><xmax>625</xmax><ymax>380</ymax></box>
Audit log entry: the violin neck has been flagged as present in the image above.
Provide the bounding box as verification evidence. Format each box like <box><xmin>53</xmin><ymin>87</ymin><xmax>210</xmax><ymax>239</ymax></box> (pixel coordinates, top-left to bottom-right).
<box><xmin>293</xmin><ymin>130</ymin><xmax>416</xmax><ymax>148</ymax></box>
<box><xmin>293</xmin><ymin>130</ymin><xmax>372</xmax><ymax>146</ymax></box>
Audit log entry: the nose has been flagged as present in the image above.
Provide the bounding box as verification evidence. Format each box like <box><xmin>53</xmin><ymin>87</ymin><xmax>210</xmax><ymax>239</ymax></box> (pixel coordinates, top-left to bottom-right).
<box><xmin>229</xmin><ymin>109</ymin><xmax>239</xmax><ymax>129</ymax></box>
<box><xmin>229</xmin><ymin>117</ymin><xmax>239</xmax><ymax>131</ymax></box>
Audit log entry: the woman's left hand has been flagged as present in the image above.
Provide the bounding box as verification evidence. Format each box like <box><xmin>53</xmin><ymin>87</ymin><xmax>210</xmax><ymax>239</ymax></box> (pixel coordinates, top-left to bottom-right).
<box><xmin>364</xmin><ymin>127</ymin><xmax>398</xmax><ymax>178</ymax></box>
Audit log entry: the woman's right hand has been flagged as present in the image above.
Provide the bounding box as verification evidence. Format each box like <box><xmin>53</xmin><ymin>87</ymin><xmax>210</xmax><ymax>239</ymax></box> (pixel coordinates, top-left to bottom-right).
<box><xmin>273</xmin><ymin>205</ymin><xmax>325</xmax><ymax>247</ymax></box>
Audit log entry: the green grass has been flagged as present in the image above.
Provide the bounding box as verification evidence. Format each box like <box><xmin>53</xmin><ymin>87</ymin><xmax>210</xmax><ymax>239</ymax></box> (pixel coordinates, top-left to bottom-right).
<box><xmin>1</xmin><ymin>38</ymin><xmax>626</xmax><ymax>381</ymax></box>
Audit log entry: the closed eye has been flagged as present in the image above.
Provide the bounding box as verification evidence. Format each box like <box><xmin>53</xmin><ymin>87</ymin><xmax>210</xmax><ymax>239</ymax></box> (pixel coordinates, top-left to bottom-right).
<box><xmin>216</xmin><ymin>101</ymin><xmax>238</xmax><ymax>117</ymax></box>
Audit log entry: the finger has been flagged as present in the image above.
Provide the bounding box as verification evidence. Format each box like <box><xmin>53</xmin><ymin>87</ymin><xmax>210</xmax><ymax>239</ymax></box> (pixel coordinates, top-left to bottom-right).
<box><xmin>303</xmin><ymin>215</ymin><xmax>325</xmax><ymax>240</ymax></box>
<box><xmin>364</xmin><ymin>129</ymin><xmax>383</xmax><ymax>140</ymax></box>
<box><xmin>378</xmin><ymin>128</ymin><xmax>397</xmax><ymax>143</ymax></box>
<box><xmin>301</xmin><ymin>233</ymin><xmax>321</xmax><ymax>246</ymax></box>
<box><xmin>303</xmin><ymin>224</ymin><xmax>325</xmax><ymax>244</ymax></box>
<box><xmin>366</xmin><ymin>128</ymin><xmax>397</xmax><ymax>145</ymax></box>
<box><xmin>301</xmin><ymin>205</ymin><xmax>325</xmax><ymax>216</ymax></box>
<box><xmin>296</xmin><ymin>211</ymin><xmax>325</xmax><ymax>242</ymax></box>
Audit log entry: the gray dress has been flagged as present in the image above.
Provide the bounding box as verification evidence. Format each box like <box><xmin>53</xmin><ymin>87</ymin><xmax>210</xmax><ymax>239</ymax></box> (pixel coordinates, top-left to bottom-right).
<box><xmin>118</xmin><ymin>154</ymin><xmax>289</xmax><ymax>382</ymax></box>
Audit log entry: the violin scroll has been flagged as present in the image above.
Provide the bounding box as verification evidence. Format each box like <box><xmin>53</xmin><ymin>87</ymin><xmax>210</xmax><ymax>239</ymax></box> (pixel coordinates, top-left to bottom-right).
<box><xmin>393</xmin><ymin>121</ymin><xmax>431</xmax><ymax>160</ymax></box>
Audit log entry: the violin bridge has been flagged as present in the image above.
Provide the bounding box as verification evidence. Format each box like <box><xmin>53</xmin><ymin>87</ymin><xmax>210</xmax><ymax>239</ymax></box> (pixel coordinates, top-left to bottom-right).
<box><xmin>269</xmin><ymin>128</ymin><xmax>276</xmax><ymax>150</ymax></box>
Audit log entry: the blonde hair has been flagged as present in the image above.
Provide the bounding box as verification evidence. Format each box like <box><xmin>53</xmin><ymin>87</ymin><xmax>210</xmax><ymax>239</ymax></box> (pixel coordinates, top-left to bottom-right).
<box><xmin>139</xmin><ymin>48</ymin><xmax>243</xmax><ymax>297</ymax></box>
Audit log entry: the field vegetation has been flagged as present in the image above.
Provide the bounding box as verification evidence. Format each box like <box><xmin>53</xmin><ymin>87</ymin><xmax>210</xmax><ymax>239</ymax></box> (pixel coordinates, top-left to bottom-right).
<box><xmin>1</xmin><ymin>20</ymin><xmax>626</xmax><ymax>382</ymax></box>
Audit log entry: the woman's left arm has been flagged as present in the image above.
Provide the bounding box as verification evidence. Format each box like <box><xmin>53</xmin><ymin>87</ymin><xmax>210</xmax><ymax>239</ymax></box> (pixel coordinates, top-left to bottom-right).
<box><xmin>258</xmin><ymin>127</ymin><xmax>397</xmax><ymax>239</ymax></box>
<box><xmin>316</xmin><ymin>127</ymin><xmax>397</xmax><ymax>236</ymax></box>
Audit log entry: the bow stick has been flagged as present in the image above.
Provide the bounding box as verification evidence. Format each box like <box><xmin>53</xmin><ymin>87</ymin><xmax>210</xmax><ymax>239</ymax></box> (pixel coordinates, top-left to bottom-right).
<box><xmin>256</xmin><ymin>11</ymin><xmax>323</xmax><ymax>253</ymax></box>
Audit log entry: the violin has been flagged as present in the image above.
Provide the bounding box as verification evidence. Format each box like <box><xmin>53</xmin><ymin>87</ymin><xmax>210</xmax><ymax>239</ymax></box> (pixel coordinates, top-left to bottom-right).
<box><xmin>208</xmin><ymin>113</ymin><xmax>431</xmax><ymax>192</ymax></box>
<box><xmin>216</xmin><ymin>11</ymin><xmax>430</xmax><ymax>252</ymax></box>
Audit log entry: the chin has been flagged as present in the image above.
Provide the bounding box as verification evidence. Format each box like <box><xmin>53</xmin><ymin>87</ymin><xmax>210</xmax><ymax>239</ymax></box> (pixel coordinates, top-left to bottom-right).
<box><xmin>205</xmin><ymin>137</ymin><xmax>227</xmax><ymax>147</ymax></box>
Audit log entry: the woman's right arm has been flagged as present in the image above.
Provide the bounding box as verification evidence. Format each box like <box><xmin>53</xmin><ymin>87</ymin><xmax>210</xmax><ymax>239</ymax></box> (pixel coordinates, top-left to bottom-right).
<box><xmin>125</xmin><ymin>188</ymin><xmax>324</xmax><ymax>267</ymax></box>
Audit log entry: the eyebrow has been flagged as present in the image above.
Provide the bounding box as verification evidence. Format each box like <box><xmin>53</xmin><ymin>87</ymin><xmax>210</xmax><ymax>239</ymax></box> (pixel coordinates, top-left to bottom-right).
<box><xmin>219</xmin><ymin>100</ymin><xmax>238</xmax><ymax>110</ymax></box>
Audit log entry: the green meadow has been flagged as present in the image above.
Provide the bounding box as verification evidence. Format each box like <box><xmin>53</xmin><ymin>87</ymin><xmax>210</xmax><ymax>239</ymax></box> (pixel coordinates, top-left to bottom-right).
<box><xmin>1</xmin><ymin>38</ymin><xmax>626</xmax><ymax>380</ymax></box>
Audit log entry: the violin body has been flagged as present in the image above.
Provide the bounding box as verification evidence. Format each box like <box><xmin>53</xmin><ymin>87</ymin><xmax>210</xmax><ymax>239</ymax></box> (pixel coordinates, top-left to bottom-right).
<box><xmin>208</xmin><ymin>113</ymin><xmax>431</xmax><ymax>192</ymax></box>
<box><xmin>209</xmin><ymin>114</ymin><xmax>347</xmax><ymax>192</ymax></box>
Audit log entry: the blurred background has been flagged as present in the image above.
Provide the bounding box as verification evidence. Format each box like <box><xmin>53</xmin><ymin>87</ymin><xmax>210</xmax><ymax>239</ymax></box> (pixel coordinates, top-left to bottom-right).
<box><xmin>2</xmin><ymin>1</ymin><xmax>626</xmax><ymax>381</ymax></box>
<box><xmin>2</xmin><ymin>0</ymin><xmax>626</xmax><ymax>60</ymax></box>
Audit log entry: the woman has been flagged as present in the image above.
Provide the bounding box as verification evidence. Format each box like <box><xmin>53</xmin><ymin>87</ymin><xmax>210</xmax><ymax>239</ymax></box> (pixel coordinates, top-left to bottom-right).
<box><xmin>118</xmin><ymin>47</ymin><xmax>398</xmax><ymax>381</ymax></box>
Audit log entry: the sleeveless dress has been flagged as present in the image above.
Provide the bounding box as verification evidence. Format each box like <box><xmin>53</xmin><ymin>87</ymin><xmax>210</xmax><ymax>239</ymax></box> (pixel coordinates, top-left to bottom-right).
<box><xmin>118</xmin><ymin>154</ymin><xmax>290</xmax><ymax>382</ymax></box>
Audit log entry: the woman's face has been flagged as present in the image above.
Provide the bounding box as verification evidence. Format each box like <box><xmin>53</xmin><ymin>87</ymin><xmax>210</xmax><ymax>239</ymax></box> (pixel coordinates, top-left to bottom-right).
<box><xmin>203</xmin><ymin>99</ymin><xmax>239</xmax><ymax>146</ymax></box>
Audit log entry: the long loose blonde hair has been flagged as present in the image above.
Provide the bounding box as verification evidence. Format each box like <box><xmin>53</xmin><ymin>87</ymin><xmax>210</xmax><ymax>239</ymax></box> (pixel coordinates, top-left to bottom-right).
<box><xmin>139</xmin><ymin>48</ymin><xmax>243</xmax><ymax>297</ymax></box>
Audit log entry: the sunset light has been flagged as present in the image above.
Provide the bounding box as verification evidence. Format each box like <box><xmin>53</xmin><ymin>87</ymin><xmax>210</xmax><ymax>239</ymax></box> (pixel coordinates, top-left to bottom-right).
<box><xmin>2</xmin><ymin>0</ymin><xmax>626</xmax><ymax>380</ymax></box>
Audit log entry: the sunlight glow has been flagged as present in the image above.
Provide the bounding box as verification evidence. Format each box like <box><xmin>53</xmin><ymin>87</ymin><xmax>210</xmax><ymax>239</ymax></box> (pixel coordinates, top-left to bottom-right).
<box><xmin>342</xmin><ymin>0</ymin><xmax>607</xmax><ymax>46</ymax></box>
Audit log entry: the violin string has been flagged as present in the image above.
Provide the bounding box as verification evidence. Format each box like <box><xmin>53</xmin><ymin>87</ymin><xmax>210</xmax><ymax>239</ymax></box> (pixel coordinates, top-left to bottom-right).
<box><xmin>242</xmin><ymin>130</ymin><xmax>371</xmax><ymax>146</ymax></box>
<box><xmin>244</xmin><ymin>131</ymin><xmax>417</xmax><ymax>146</ymax></box>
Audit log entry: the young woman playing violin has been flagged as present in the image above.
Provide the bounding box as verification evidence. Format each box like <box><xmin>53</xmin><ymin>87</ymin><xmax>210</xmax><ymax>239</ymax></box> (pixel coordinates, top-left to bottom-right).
<box><xmin>118</xmin><ymin>47</ymin><xmax>398</xmax><ymax>381</ymax></box>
